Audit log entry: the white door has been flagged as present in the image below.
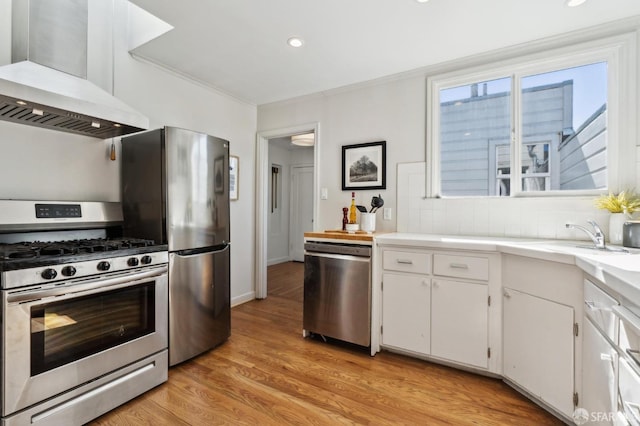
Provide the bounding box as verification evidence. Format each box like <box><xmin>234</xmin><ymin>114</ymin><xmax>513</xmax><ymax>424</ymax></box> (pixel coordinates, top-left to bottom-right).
<box><xmin>290</xmin><ymin>166</ymin><xmax>313</xmax><ymax>262</ymax></box>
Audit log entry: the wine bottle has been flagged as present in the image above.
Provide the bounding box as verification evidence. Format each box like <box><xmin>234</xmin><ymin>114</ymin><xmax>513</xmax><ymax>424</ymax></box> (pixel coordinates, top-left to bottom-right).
<box><xmin>349</xmin><ymin>192</ymin><xmax>357</xmax><ymax>224</ymax></box>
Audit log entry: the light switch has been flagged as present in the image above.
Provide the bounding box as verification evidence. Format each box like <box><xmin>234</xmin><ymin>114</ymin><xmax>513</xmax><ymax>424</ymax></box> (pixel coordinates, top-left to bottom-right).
<box><xmin>321</xmin><ymin>188</ymin><xmax>328</xmax><ymax>200</ymax></box>
<box><xmin>383</xmin><ymin>208</ymin><xmax>392</xmax><ymax>220</ymax></box>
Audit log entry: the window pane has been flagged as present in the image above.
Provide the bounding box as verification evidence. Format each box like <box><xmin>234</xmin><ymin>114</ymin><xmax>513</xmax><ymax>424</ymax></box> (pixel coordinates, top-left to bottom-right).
<box><xmin>439</xmin><ymin>77</ymin><xmax>511</xmax><ymax>196</ymax></box>
<box><xmin>520</xmin><ymin>62</ymin><xmax>607</xmax><ymax>192</ymax></box>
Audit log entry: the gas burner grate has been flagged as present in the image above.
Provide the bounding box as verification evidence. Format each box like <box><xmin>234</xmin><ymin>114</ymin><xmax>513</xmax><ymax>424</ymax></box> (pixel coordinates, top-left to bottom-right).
<box><xmin>0</xmin><ymin>238</ymin><xmax>157</xmax><ymax>261</ymax></box>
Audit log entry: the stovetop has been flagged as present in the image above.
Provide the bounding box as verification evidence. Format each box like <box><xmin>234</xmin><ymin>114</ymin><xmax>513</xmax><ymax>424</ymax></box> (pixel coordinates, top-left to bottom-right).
<box><xmin>0</xmin><ymin>238</ymin><xmax>168</xmax><ymax>272</ymax></box>
<box><xmin>0</xmin><ymin>238</ymin><xmax>156</xmax><ymax>260</ymax></box>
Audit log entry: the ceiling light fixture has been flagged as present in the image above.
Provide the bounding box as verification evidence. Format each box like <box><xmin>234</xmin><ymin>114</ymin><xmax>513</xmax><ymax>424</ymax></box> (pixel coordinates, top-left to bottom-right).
<box><xmin>287</xmin><ymin>37</ymin><xmax>304</xmax><ymax>48</ymax></box>
<box><xmin>416</xmin><ymin>0</ymin><xmax>429</xmax><ymax>3</ymax></box>
<box><xmin>291</xmin><ymin>133</ymin><xmax>315</xmax><ymax>146</ymax></box>
<box><xmin>566</xmin><ymin>0</ymin><xmax>587</xmax><ymax>7</ymax></box>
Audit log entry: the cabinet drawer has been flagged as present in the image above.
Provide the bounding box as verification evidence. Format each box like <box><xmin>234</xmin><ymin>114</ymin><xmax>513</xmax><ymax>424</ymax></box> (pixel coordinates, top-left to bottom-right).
<box><xmin>383</xmin><ymin>250</ymin><xmax>431</xmax><ymax>274</ymax></box>
<box><xmin>433</xmin><ymin>254</ymin><xmax>488</xmax><ymax>281</ymax></box>
<box><xmin>584</xmin><ymin>279</ymin><xmax>618</xmax><ymax>342</ymax></box>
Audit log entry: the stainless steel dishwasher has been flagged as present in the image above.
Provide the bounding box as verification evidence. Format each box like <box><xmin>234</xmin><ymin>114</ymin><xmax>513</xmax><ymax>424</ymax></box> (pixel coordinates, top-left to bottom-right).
<box><xmin>303</xmin><ymin>241</ymin><xmax>372</xmax><ymax>347</ymax></box>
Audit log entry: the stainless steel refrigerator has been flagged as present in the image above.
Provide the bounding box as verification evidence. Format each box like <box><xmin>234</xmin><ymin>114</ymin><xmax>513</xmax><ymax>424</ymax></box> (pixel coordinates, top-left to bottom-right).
<box><xmin>121</xmin><ymin>126</ymin><xmax>230</xmax><ymax>366</ymax></box>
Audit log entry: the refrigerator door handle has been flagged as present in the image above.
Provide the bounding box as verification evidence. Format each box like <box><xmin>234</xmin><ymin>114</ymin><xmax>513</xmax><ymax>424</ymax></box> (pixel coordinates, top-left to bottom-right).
<box><xmin>173</xmin><ymin>244</ymin><xmax>230</xmax><ymax>258</ymax></box>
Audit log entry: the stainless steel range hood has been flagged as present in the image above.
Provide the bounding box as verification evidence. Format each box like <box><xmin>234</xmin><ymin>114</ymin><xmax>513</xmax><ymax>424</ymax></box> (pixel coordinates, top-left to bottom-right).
<box><xmin>0</xmin><ymin>0</ymin><xmax>149</xmax><ymax>139</ymax></box>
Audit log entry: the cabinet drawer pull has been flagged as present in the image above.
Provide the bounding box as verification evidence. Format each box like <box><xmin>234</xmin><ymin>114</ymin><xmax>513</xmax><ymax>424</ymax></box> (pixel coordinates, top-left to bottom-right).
<box><xmin>449</xmin><ymin>263</ymin><xmax>469</xmax><ymax>269</ymax></box>
<box><xmin>396</xmin><ymin>259</ymin><xmax>413</xmax><ymax>265</ymax></box>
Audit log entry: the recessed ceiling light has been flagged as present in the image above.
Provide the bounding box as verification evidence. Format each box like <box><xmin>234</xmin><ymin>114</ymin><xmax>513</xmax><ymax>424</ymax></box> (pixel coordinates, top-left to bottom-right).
<box><xmin>416</xmin><ymin>0</ymin><xmax>429</xmax><ymax>3</ymax></box>
<box><xmin>566</xmin><ymin>0</ymin><xmax>587</xmax><ymax>7</ymax></box>
<box><xmin>287</xmin><ymin>37</ymin><xmax>304</xmax><ymax>48</ymax></box>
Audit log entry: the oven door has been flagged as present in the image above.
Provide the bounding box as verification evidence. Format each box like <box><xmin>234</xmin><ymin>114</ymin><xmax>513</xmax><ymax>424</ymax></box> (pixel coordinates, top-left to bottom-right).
<box><xmin>1</xmin><ymin>265</ymin><xmax>168</xmax><ymax>417</ymax></box>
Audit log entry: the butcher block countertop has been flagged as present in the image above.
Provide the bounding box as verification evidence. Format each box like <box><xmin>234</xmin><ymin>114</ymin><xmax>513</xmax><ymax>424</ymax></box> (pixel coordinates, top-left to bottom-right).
<box><xmin>304</xmin><ymin>230</ymin><xmax>376</xmax><ymax>243</ymax></box>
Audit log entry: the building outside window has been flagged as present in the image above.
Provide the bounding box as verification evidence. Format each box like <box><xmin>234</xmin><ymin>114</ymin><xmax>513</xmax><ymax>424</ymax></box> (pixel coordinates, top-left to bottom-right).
<box><xmin>427</xmin><ymin>33</ymin><xmax>635</xmax><ymax>198</ymax></box>
<box><xmin>437</xmin><ymin>63</ymin><xmax>606</xmax><ymax>197</ymax></box>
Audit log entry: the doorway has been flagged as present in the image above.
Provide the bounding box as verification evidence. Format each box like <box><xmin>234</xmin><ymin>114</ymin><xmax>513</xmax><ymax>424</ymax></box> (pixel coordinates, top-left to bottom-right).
<box><xmin>256</xmin><ymin>123</ymin><xmax>319</xmax><ymax>299</ymax></box>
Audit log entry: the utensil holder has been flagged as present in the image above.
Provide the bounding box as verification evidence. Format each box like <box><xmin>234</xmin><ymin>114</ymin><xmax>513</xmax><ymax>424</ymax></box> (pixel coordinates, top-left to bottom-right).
<box><xmin>360</xmin><ymin>213</ymin><xmax>376</xmax><ymax>233</ymax></box>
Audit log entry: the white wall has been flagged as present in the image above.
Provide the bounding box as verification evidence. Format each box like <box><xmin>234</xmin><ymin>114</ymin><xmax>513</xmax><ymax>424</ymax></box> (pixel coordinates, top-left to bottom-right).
<box><xmin>258</xmin><ymin>21</ymin><xmax>640</xmax><ymax>237</ymax></box>
<box><xmin>0</xmin><ymin>0</ymin><xmax>258</xmax><ymax>306</ymax></box>
<box><xmin>259</xmin><ymin>76</ymin><xmax>424</xmax><ymax>233</ymax></box>
<box><xmin>290</xmin><ymin>147</ymin><xmax>314</xmax><ymax>165</ymax></box>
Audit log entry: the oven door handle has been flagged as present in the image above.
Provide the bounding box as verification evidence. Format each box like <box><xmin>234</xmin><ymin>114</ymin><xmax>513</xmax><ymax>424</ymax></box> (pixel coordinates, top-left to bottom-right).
<box><xmin>6</xmin><ymin>266</ymin><xmax>168</xmax><ymax>304</ymax></box>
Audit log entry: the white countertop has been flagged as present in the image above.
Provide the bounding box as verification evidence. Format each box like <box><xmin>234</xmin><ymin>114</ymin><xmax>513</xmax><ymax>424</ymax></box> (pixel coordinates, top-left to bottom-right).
<box><xmin>376</xmin><ymin>233</ymin><xmax>640</xmax><ymax>313</ymax></box>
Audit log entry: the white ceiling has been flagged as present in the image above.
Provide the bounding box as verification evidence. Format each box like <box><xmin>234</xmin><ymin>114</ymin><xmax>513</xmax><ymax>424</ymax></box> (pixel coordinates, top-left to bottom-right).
<box><xmin>128</xmin><ymin>0</ymin><xmax>640</xmax><ymax>105</ymax></box>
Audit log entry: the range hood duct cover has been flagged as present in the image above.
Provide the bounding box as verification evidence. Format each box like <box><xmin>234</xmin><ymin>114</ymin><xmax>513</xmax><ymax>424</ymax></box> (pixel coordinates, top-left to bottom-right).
<box><xmin>0</xmin><ymin>0</ymin><xmax>149</xmax><ymax>139</ymax></box>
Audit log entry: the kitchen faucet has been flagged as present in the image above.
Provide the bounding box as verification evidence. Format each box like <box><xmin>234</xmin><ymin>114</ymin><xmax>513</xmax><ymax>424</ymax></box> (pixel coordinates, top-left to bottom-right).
<box><xmin>565</xmin><ymin>220</ymin><xmax>606</xmax><ymax>250</ymax></box>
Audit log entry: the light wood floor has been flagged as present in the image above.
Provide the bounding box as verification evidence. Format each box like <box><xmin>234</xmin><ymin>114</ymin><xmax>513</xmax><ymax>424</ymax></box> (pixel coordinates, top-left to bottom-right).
<box><xmin>91</xmin><ymin>261</ymin><xmax>562</xmax><ymax>425</ymax></box>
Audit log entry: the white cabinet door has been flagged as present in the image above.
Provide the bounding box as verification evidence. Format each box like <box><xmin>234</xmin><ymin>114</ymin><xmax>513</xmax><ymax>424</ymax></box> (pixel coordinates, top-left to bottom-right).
<box><xmin>503</xmin><ymin>287</ymin><xmax>575</xmax><ymax>417</ymax></box>
<box><xmin>431</xmin><ymin>279</ymin><xmax>488</xmax><ymax>368</ymax></box>
<box><xmin>582</xmin><ymin>318</ymin><xmax>617</xmax><ymax>425</ymax></box>
<box><xmin>382</xmin><ymin>273</ymin><xmax>430</xmax><ymax>355</ymax></box>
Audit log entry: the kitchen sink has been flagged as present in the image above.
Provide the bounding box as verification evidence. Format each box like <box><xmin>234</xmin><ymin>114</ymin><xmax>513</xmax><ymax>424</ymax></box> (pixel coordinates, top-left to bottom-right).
<box><xmin>574</xmin><ymin>245</ymin><xmax>630</xmax><ymax>253</ymax></box>
<box><xmin>521</xmin><ymin>240</ymin><xmax>637</xmax><ymax>256</ymax></box>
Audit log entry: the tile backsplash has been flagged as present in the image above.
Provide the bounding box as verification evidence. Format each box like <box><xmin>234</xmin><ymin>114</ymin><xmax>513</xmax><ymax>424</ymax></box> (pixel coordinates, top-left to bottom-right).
<box><xmin>397</xmin><ymin>162</ymin><xmax>614</xmax><ymax>241</ymax></box>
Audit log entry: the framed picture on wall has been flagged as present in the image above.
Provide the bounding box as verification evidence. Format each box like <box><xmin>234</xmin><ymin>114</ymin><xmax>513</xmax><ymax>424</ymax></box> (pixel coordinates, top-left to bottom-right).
<box><xmin>229</xmin><ymin>155</ymin><xmax>239</xmax><ymax>201</ymax></box>
<box><xmin>341</xmin><ymin>141</ymin><xmax>386</xmax><ymax>190</ymax></box>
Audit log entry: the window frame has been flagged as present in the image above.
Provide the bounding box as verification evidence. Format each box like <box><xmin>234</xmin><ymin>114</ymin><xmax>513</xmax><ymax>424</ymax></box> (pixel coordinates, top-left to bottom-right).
<box><xmin>426</xmin><ymin>32</ymin><xmax>636</xmax><ymax>198</ymax></box>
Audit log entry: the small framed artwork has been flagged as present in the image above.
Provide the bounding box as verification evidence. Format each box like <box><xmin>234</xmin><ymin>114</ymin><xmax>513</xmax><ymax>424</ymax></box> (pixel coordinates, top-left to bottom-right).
<box><xmin>229</xmin><ymin>155</ymin><xmax>239</xmax><ymax>201</ymax></box>
<box><xmin>342</xmin><ymin>141</ymin><xmax>386</xmax><ymax>190</ymax></box>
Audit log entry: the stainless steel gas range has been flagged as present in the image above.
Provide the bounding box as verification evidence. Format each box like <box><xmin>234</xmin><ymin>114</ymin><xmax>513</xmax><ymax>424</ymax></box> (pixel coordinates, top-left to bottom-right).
<box><xmin>0</xmin><ymin>200</ymin><xmax>169</xmax><ymax>426</ymax></box>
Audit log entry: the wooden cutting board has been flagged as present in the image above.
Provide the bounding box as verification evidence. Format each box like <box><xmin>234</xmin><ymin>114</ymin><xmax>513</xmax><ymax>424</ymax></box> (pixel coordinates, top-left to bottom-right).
<box><xmin>304</xmin><ymin>230</ymin><xmax>374</xmax><ymax>242</ymax></box>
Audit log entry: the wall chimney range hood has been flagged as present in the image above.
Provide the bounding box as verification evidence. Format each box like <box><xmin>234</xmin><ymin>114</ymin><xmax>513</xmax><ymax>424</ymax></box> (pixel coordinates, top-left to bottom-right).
<box><xmin>0</xmin><ymin>0</ymin><xmax>149</xmax><ymax>139</ymax></box>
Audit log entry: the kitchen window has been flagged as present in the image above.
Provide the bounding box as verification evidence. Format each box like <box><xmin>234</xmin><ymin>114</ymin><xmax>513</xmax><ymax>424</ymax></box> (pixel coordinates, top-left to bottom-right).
<box><xmin>426</xmin><ymin>33</ymin><xmax>636</xmax><ymax>198</ymax></box>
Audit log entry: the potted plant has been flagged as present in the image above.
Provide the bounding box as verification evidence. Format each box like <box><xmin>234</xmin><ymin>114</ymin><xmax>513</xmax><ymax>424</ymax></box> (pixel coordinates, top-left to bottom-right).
<box><xmin>594</xmin><ymin>190</ymin><xmax>640</xmax><ymax>244</ymax></box>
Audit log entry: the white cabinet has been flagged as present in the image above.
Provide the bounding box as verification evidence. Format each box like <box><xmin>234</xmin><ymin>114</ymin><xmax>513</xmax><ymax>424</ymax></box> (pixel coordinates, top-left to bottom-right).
<box><xmin>383</xmin><ymin>250</ymin><xmax>431</xmax><ymax>274</ymax></box>
<box><xmin>503</xmin><ymin>287</ymin><xmax>575</xmax><ymax>416</ymax></box>
<box><xmin>582</xmin><ymin>318</ymin><xmax>617</xmax><ymax>425</ymax></box>
<box><xmin>433</xmin><ymin>254</ymin><xmax>489</xmax><ymax>281</ymax></box>
<box><xmin>380</xmin><ymin>248</ymin><xmax>497</xmax><ymax>372</ymax></box>
<box><xmin>431</xmin><ymin>279</ymin><xmax>488</xmax><ymax>368</ymax></box>
<box><xmin>381</xmin><ymin>273</ymin><xmax>430</xmax><ymax>354</ymax></box>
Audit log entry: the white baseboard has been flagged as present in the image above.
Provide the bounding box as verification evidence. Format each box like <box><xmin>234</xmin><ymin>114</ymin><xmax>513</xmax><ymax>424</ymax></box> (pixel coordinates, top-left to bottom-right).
<box><xmin>267</xmin><ymin>256</ymin><xmax>291</xmax><ymax>266</ymax></box>
<box><xmin>231</xmin><ymin>290</ymin><xmax>255</xmax><ymax>307</ymax></box>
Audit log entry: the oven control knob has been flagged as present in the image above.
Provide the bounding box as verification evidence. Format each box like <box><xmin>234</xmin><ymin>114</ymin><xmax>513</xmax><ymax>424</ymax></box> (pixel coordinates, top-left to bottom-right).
<box><xmin>141</xmin><ymin>255</ymin><xmax>153</xmax><ymax>265</ymax></box>
<box><xmin>61</xmin><ymin>266</ymin><xmax>77</xmax><ymax>277</ymax></box>
<box><xmin>97</xmin><ymin>261</ymin><xmax>111</xmax><ymax>271</ymax></box>
<box><xmin>41</xmin><ymin>268</ymin><xmax>57</xmax><ymax>280</ymax></box>
<box><xmin>127</xmin><ymin>257</ymin><xmax>139</xmax><ymax>267</ymax></box>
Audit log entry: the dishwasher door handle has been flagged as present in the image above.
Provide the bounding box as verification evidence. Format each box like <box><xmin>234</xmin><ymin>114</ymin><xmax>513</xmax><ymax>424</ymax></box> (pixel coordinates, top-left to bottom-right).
<box><xmin>305</xmin><ymin>251</ymin><xmax>370</xmax><ymax>263</ymax></box>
